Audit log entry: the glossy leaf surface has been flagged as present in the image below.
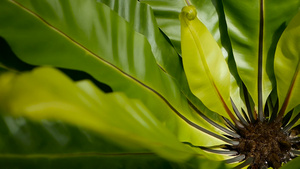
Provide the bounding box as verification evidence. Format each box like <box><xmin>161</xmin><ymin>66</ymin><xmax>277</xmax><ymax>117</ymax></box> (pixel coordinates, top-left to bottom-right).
<box><xmin>102</xmin><ymin>0</ymin><xmax>230</xmax><ymax>127</ymax></box>
<box><xmin>97</xmin><ymin>0</ymin><xmax>181</xmax><ymax>78</ymax></box>
<box><xmin>98</xmin><ymin>0</ymin><xmax>227</xmax><ymax>129</ymax></box>
<box><xmin>0</xmin><ymin>0</ymin><xmax>227</xmax><ymax>146</ymax></box>
<box><xmin>274</xmin><ymin>11</ymin><xmax>300</xmax><ymax>116</ymax></box>
<box><xmin>139</xmin><ymin>0</ymin><xmax>229</xmax><ymax>58</ymax></box>
<box><xmin>0</xmin><ymin>115</ymin><xmax>229</xmax><ymax>169</ymax></box>
<box><xmin>180</xmin><ymin>6</ymin><xmax>233</xmax><ymax>121</ymax></box>
<box><xmin>138</xmin><ymin>0</ymin><xmax>245</xmax><ymax>116</ymax></box>
<box><xmin>0</xmin><ymin>67</ymin><xmax>197</xmax><ymax>162</ymax></box>
<box><xmin>222</xmin><ymin>0</ymin><xmax>300</xmax><ymax>111</ymax></box>
<box><xmin>3</xmin><ymin>0</ymin><xmax>300</xmax><ymax>168</ymax></box>
<box><xmin>139</xmin><ymin>0</ymin><xmax>185</xmax><ymax>54</ymax></box>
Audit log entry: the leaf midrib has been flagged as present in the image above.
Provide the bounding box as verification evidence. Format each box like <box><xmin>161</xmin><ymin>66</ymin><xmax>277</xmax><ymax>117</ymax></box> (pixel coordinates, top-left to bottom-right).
<box><xmin>182</xmin><ymin>16</ymin><xmax>239</xmax><ymax>125</ymax></box>
<box><xmin>10</xmin><ymin>0</ymin><xmax>226</xmax><ymax>142</ymax></box>
<box><xmin>277</xmin><ymin>60</ymin><xmax>300</xmax><ymax>119</ymax></box>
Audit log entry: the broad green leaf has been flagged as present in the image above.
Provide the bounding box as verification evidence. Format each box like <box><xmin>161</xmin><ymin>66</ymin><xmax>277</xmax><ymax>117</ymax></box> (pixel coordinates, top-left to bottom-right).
<box><xmin>0</xmin><ymin>156</ymin><xmax>230</xmax><ymax>169</ymax></box>
<box><xmin>139</xmin><ymin>0</ymin><xmax>185</xmax><ymax>54</ymax></box>
<box><xmin>0</xmin><ymin>37</ymin><xmax>113</xmax><ymax>93</ymax></box>
<box><xmin>228</xmin><ymin>52</ymin><xmax>247</xmax><ymax>116</ymax></box>
<box><xmin>0</xmin><ymin>37</ymin><xmax>35</xmax><ymax>72</ymax></box>
<box><xmin>280</xmin><ymin>156</ymin><xmax>300</xmax><ymax>169</ymax></box>
<box><xmin>180</xmin><ymin>6</ymin><xmax>234</xmax><ymax>122</ymax></box>
<box><xmin>97</xmin><ymin>0</ymin><xmax>182</xmax><ymax>78</ymax></box>
<box><xmin>0</xmin><ymin>67</ymin><xmax>197</xmax><ymax>162</ymax></box>
<box><xmin>97</xmin><ymin>0</ymin><xmax>220</xmax><ymax>125</ymax></box>
<box><xmin>0</xmin><ymin>0</ymin><xmax>228</xmax><ymax>146</ymax></box>
<box><xmin>139</xmin><ymin>0</ymin><xmax>229</xmax><ymax>58</ymax></box>
<box><xmin>137</xmin><ymin>0</ymin><xmax>246</xmax><ymax>117</ymax></box>
<box><xmin>0</xmin><ymin>115</ymin><xmax>149</xmax><ymax>160</ymax></box>
<box><xmin>275</xmin><ymin>11</ymin><xmax>300</xmax><ymax>117</ymax></box>
<box><xmin>0</xmin><ymin>115</ymin><xmax>230</xmax><ymax>169</ymax></box>
<box><xmin>99</xmin><ymin>0</ymin><xmax>231</xmax><ymax>134</ymax></box>
<box><xmin>222</xmin><ymin>0</ymin><xmax>300</xmax><ymax>113</ymax></box>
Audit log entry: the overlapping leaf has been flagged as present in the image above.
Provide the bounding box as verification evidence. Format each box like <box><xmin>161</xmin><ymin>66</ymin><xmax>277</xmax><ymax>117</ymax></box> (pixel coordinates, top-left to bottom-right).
<box><xmin>0</xmin><ymin>0</ymin><xmax>231</xmax><ymax>146</ymax></box>
<box><xmin>0</xmin><ymin>115</ymin><xmax>228</xmax><ymax>169</ymax></box>
<box><xmin>98</xmin><ymin>0</ymin><xmax>229</xmax><ymax>127</ymax></box>
<box><xmin>274</xmin><ymin>11</ymin><xmax>300</xmax><ymax>117</ymax></box>
<box><xmin>133</xmin><ymin>0</ymin><xmax>247</xmax><ymax>117</ymax></box>
<box><xmin>180</xmin><ymin>6</ymin><xmax>234</xmax><ymax>121</ymax></box>
<box><xmin>4</xmin><ymin>0</ymin><xmax>300</xmax><ymax>168</ymax></box>
<box><xmin>139</xmin><ymin>0</ymin><xmax>229</xmax><ymax>57</ymax></box>
<box><xmin>222</xmin><ymin>0</ymin><xmax>300</xmax><ymax>113</ymax></box>
<box><xmin>97</xmin><ymin>0</ymin><xmax>181</xmax><ymax>77</ymax></box>
<box><xmin>0</xmin><ymin>67</ymin><xmax>197</xmax><ymax>161</ymax></box>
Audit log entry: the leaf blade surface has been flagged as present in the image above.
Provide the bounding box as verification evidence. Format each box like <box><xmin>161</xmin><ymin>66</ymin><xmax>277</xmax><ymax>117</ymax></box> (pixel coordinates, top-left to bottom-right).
<box><xmin>0</xmin><ymin>0</ymin><xmax>226</xmax><ymax>146</ymax></box>
<box><xmin>180</xmin><ymin>6</ymin><xmax>233</xmax><ymax>121</ymax></box>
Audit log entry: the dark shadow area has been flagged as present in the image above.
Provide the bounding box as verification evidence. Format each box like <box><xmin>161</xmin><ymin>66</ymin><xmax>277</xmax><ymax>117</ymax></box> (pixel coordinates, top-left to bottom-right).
<box><xmin>59</xmin><ymin>68</ymin><xmax>113</xmax><ymax>93</ymax></box>
<box><xmin>0</xmin><ymin>37</ymin><xmax>112</xmax><ymax>93</ymax></box>
<box><xmin>0</xmin><ymin>36</ymin><xmax>35</xmax><ymax>71</ymax></box>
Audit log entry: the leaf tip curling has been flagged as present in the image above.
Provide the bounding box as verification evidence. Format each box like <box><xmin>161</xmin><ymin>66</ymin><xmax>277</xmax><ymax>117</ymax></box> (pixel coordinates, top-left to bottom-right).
<box><xmin>181</xmin><ymin>5</ymin><xmax>197</xmax><ymax>21</ymax></box>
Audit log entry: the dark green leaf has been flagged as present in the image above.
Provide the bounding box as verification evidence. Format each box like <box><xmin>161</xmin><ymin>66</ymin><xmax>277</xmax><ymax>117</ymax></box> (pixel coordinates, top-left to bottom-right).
<box><xmin>180</xmin><ymin>5</ymin><xmax>235</xmax><ymax>122</ymax></box>
<box><xmin>280</xmin><ymin>156</ymin><xmax>300</xmax><ymax>169</ymax></box>
<box><xmin>274</xmin><ymin>11</ymin><xmax>300</xmax><ymax>118</ymax></box>
<box><xmin>222</xmin><ymin>0</ymin><xmax>300</xmax><ymax>114</ymax></box>
<box><xmin>0</xmin><ymin>0</ymin><xmax>228</xmax><ymax>146</ymax></box>
<box><xmin>0</xmin><ymin>115</ymin><xmax>224</xmax><ymax>169</ymax></box>
<box><xmin>0</xmin><ymin>67</ymin><xmax>200</xmax><ymax>161</ymax></box>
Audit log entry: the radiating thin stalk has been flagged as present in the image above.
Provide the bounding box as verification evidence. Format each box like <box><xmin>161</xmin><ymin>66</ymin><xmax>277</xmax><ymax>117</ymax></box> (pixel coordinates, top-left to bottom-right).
<box><xmin>188</xmin><ymin>101</ymin><xmax>240</xmax><ymax>138</ymax></box>
<box><xmin>231</xmin><ymin>98</ymin><xmax>249</xmax><ymax>126</ymax></box>
<box><xmin>283</xmin><ymin>110</ymin><xmax>300</xmax><ymax>132</ymax></box>
<box><xmin>225</xmin><ymin>155</ymin><xmax>245</xmax><ymax>164</ymax></box>
<box><xmin>200</xmin><ymin>147</ymin><xmax>238</xmax><ymax>155</ymax></box>
<box><xmin>291</xmin><ymin>149</ymin><xmax>300</xmax><ymax>155</ymax></box>
<box><xmin>257</xmin><ymin>0</ymin><xmax>264</xmax><ymax>122</ymax></box>
<box><xmin>289</xmin><ymin>137</ymin><xmax>300</xmax><ymax>143</ymax></box>
<box><xmin>199</xmin><ymin>147</ymin><xmax>238</xmax><ymax>155</ymax></box>
<box><xmin>243</xmin><ymin>84</ymin><xmax>255</xmax><ymax>123</ymax></box>
<box><xmin>233</xmin><ymin>157</ymin><xmax>253</xmax><ymax>169</ymax></box>
<box><xmin>182</xmin><ymin>142</ymin><xmax>238</xmax><ymax>155</ymax></box>
<box><xmin>176</xmin><ymin>111</ymin><xmax>239</xmax><ymax>145</ymax></box>
<box><xmin>289</xmin><ymin>151</ymin><xmax>296</xmax><ymax>158</ymax></box>
<box><xmin>202</xmin><ymin>144</ymin><xmax>229</xmax><ymax>149</ymax></box>
<box><xmin>223</xmin><ymin>117</ymin><xmax>238</xmax><ymax>132</ymax></box>
<box><xmin>241</xmin><ymin>109</ymin><xmax>250</xmax><ymax>123</ymax></box>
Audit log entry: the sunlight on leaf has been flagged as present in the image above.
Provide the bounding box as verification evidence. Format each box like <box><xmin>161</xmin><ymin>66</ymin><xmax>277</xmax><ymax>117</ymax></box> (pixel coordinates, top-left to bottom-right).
<box><xmin>180</xmin><ymin>5</ymin><xmax>234</xmax><ymax>122</ymax></box>
<box><xmin>274</xmin><ymin>11</ymin><xmax>300</xmax><ymax>118</ymax></box>
<box><xmin>0</xmin><ymin>67</ymin><xmax>198</xmax><ymax>162</ymax></box>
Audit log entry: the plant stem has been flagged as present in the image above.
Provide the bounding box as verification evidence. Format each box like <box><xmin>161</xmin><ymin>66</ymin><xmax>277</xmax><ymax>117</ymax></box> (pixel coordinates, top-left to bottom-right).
<box><xmin>258</xmin><ymin>0</ymin><xmax>264</xmax><ymax>122</ymax></box>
